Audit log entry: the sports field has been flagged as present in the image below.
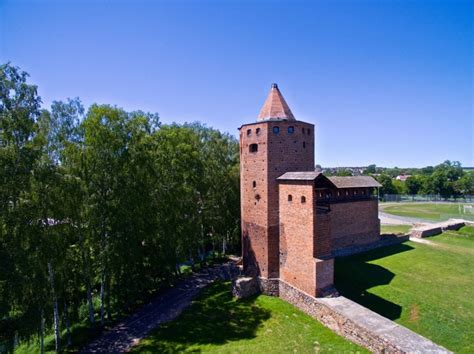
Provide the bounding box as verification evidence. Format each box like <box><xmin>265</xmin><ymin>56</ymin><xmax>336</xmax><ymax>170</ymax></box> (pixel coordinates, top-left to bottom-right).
<box><xmin>381</xmin><ymin>202</ymin><xmax>474</xmax><ymax>221</ymax></box>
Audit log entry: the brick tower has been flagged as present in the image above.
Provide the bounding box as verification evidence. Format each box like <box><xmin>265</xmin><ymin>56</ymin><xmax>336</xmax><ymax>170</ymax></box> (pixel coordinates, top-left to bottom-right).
<box><xmin>240</xmin><ymin>83</ymin><xmax>314</xmax><ymax>280</ymax></box>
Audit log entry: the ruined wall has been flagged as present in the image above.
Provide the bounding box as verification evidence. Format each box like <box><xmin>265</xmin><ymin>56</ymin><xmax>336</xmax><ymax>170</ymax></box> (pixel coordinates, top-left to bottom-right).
<box><xmin>330</xmin><ymin>199</ymin><xmax>380</xmax><ymax>251</ymax></box>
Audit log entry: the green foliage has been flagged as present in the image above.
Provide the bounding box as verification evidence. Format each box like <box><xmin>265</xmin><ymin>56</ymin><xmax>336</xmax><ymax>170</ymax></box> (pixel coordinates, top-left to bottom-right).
<box><xmin>335</xmin><ymin>169</ymin><xmax>352</xmax><ymax>176</ymax></box>
<box><xmin>335</xmin><ymin>226</ymin><xmax>474</xmax><ymax>352</ymax></box>
<box><xmin>376</xmin><ymin>174</ymin><xmax>396</xmax><ymax>196</ymax></box>
<box><xmin>0</xmin><ymin>63</ymin><xmax>240</xmax><ymax>352</ymax></box>
<box><xmin>132</xmin><ymin>282</ymin><xmax>366</xmax><ymax>353</ymax></box>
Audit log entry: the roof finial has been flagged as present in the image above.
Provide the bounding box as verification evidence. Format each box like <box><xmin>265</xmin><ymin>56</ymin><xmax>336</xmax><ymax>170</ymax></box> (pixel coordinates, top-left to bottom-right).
<box><xmin>271</xmin><ymin>83</ymin><xmax>278</xmax><ymax>89</ymax></box>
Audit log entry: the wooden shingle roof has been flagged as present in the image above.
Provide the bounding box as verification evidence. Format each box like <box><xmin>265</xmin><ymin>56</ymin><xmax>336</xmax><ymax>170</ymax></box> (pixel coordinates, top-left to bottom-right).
<box><xmin>327</xmin><ymin>176</ymin><xmax>382</xmax><ymax>188</ymax></box>
<box><xmin>277</xmin><ymin>171</ymin><xmax>322</xmax><ymax>181</ymax></box>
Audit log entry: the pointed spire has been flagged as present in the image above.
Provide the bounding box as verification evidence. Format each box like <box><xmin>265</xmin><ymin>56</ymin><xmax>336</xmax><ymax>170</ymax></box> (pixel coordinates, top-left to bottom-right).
<box><xmin>257</xmin><ymin>83</ymin><xmax>295</xmax><ymax>121</ymax></box>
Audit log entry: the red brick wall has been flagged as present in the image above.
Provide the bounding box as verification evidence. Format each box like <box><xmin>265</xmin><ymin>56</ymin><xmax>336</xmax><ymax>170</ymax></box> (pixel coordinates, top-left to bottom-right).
<box><xmin>241</xmin><ymin>120</ymin><xmax>314</xmax><ymax>278</ymax></box>
<box><xmin>279</xmin><ymin>182</ymin><xmax>317</xmax><ymax>295</ymax></box>
<box><xmin>279</xmin><ymin>182</ymin><xmax>335</xmax><ymax>297</ymax></box>
<box><xmin>330</xmin><ymin>200</ymin><xmax>380</xmax><ymax>251</ymax></box>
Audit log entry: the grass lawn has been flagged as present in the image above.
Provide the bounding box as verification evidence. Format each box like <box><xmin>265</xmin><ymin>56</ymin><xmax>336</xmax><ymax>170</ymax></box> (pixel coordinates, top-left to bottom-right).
<box><xmin>335</xmin><ymin>226</ymin><xmax>474</xmax><ymax>353</ymax></box>
<box><xmin>381</xmin><ymin>202</ymin><xmax>474</xmax><ymax>221</ymax></box>
<box><xmin>380</xmin><ymin>224</ymin><xmax>411</xmax><ymax>235</ymax></box>
<box><xmin>132</xmin><ymin>282</ymin><xmax>367</xmax><ymax>353</ymax></box>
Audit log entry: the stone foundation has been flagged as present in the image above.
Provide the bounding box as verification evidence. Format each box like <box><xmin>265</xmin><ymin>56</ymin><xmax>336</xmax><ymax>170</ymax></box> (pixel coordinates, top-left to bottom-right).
<box><xmin>278</xmin><ymin>280</ymin><xmax>450</xmax><ymax>353</ymax></box>
<box><xmin>258</xmin><ymin>277</ymin><xmax>279</xmax><ymax>296</ymax></box>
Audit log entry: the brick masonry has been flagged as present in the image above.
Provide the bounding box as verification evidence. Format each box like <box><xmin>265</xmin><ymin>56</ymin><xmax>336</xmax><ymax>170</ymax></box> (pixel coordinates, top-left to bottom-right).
<box><xmin>240</xmin><ymin>120</ymin><xmax>314</xmax><ymax>279</ymax></box>
<box><xmin>330</xmin><ymin>200</ymin><xmax>381</xmax><ymax>251</ymax></box>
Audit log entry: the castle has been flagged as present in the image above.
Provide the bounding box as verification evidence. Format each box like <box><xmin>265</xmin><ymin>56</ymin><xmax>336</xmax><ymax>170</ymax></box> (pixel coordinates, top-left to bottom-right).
<box><xmin>240</xmin><ymin>83</ymin><xmax>381</xmax><ymax>297</ymax></box>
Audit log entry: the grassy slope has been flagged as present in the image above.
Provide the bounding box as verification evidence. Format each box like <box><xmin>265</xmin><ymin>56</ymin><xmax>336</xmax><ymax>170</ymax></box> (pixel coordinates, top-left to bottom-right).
<box><xmin>380</xmin><ymin>224</ymin><xmax>411</xmax><ymax>235</ymax></box>
<box><xmin>381</xmin><ymin>202</ymin><xmax>474</xmax><ymax>221</ymax></box>
<box><xmin>132</xmin><ymin>282</ymin><xmax>367</xmax><ymax>353</ymax></box>
<box><xmin>335</xmin><ymin>226</ymin><xmax>474</xmax><ymax>353</ymax></box>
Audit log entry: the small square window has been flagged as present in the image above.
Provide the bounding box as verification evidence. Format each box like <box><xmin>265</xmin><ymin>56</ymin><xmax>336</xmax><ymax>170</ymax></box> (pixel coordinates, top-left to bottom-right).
<box><xmin>307</xmin><ymin>129</ymin><xmax>311</xmax><ymax>135</ymax></box>
<box><xmin>287</xmin><ymin>126</ymin><xmax>294</xmax><ymax>134</ymax></box>
<box><xmin>249</xmin><ymin>143</ymin><xmax>258</xmax><ymax>153</ymax></box>
<box><xmin>288</xmin><ymin>195</ymin><xmax>293</xmax><ymax>202</ymax></box>
<box><xmin>247</xmin><ymin>129</ymin><xmax>252</xmax><ymax>136</ymax></box>
<box><xmin>273</xmin><ymin>126</ymin><xmax>280</xmax><ymax>134</ymax></box>
<box><xmin>301</xmin><ymin>196</ymin><xmax>306</xmax><ymax>203</ymax></box>
<box><xmin>256</xmin><ymin>128</ymin><xmax>261</xmax><ymax>135</ymax></box>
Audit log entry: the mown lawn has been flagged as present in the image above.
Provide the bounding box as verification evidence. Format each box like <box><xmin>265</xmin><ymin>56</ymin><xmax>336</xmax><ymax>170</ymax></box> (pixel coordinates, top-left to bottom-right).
<box><xmin>132</xmin><ymin>282</ymin><xmax>367</xmax><ymax>353</ymax></box>
<box><xmin>381</xmin><ymin>202</ymin><xmax>474</xmax><ymax>221</ymax></box>
<box><xmin>335</xmin><ymin>226</ymin><xmax>474</xmax><ymax>353</ymax></box>
<box><xmin>380</xmin><ymin>224</ymin><xmax>411</xmax><ymax>235</ymax></box>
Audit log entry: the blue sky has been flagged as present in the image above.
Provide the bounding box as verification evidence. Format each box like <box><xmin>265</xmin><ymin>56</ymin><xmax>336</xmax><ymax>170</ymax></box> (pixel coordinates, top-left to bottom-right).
<box><xmin>1</xmin><ymin>0</ymin><xmax>472</xmax><ymax>167</ymax></box>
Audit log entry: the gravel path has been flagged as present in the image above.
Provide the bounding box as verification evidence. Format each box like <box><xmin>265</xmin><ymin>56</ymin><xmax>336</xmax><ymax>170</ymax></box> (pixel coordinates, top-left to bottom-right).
<box><xmin>379</xmin><ymin>212</ymin><xmax>432</xmax><ymax>225</ymax></box>
<box><xmin>80</xmin><ymin>263</ymin><xmax>235</xmax><ymax>353</ymax></box>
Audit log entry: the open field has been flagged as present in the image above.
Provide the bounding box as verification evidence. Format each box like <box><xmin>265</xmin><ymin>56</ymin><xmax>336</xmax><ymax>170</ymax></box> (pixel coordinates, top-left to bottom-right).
<box><xmin>381</xmin><ymin>202</ymin><xmax>474</xmax><ymax>221</ymax></box>
<box><xmin>380</xmin><ymin>224</ymin><xmax>411</xmax><ymax>235</ymax></box>
<box><xmin>335</xmin><ymin>226</ymin><xmax>474</xmax><ymax>353</ymax></box>
<box><xmin>132</xmin><ymin>282</ymin><xmax>366</xmax><ymax>353</ymax></box>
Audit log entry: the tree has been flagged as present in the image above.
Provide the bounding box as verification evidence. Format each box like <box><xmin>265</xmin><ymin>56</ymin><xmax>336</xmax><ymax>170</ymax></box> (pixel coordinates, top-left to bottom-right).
<box><xmin>376</xmin><ymin>174</ymin><xmax>396</xmax><ymax>197</ymax></box>
<box><xmin>364</xmin><ymin>164</ymin><xmax>376</xmax><ymax>174</ymax></box>
<box><xmin>405</xmin><ymin>176</ymin><xmax>422</xmax><ymax>195</ymax></box>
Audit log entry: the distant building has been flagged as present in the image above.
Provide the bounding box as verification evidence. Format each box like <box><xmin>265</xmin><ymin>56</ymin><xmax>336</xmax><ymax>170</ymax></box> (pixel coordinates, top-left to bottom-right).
<box><xmin>396</xmin><ymin>175</ymin><xmax>411</xmax><ymax>181</ymax></box>
<box><xmin>239</xmin><ymin>84</ymin><xmax>381</xmax><ymax>297</ymax></box>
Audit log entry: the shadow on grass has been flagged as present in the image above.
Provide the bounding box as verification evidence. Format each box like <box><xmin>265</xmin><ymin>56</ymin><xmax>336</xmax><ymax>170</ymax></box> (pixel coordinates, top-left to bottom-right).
<box><xmin>335</xmin><ymin>243</ymin><xmax>415</xmax><ymax>320</ymax></box>
<box><xmin>134</xmin><ymin>282</ymin><xmax>271</xmax><ymax>353</ymax></box>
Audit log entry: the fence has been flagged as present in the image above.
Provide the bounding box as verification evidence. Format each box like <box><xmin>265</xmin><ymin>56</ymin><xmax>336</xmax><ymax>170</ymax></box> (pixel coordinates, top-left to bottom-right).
<box><xmin>382</xmin><ymin>194</ymin><xmax>474</xmax><ymax>203</ymax></box>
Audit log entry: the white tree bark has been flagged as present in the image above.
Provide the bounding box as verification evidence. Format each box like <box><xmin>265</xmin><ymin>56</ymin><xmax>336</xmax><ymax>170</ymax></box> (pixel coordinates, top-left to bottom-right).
<box><xmin>48</xmin><ymin>262</ymin><xmax>60</xmax><ymax>353</ymax></box>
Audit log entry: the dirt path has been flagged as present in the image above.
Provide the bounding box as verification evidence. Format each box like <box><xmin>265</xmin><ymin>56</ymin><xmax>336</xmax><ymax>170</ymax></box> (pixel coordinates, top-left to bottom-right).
<box><xmin>80</xmin><ymin>263</ymin><xmax>235</xmax><ymax>353</ymax></box>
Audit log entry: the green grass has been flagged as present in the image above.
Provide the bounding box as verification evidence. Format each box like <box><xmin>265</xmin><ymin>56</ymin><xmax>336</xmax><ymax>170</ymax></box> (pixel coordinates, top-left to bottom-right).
<box><xmin>132</xmin><ymin>282</ymin><xmax>367</xmax><ymax>353</ymax></box>
<box><xmin>335</xmin><ymin>226</ymin><xmax>474</xmax><ymax>353</ymax></box>
<box><xmin>380</xmin><ymin>224</ymin><xmax>411</xmax><ymax>235</ymax></box>
<box><xmin>381</xmin><ymin>202</ymin><xmax>474</xmax><ymax>221</ymax></box>
<box><xmin>14</xmin><ymin>323</ymin><xmax>103</xmax><ymax>354</ymax></box>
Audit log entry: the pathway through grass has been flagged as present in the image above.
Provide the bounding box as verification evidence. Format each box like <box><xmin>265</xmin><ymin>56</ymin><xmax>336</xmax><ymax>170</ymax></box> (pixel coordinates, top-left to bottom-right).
<box><xmin>335</xmin><ymin>226</ymin><xmax>474</xmax><ymax>353</ymax></box>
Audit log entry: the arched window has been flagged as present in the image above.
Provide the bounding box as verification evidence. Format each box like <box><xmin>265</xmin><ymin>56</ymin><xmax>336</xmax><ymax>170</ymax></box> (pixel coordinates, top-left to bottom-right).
<box><xmin>302</xmin><ymin>127</ymin><xmax>305</xmax><ymax>134</ymax></box>
<box><xmin>307</xmin><ymin>129</ymin><xmax>311</xmax><ymax>135</ymax></box>
<box><xmin>256</xmin><ymin>128</ymin><xmax>261</xmax><ymax>135</ymax></box>
<box><xmin>273</xmin><ymin>126</ymin><xmax>280</xmax><ymax>134</ymax></box>
<box><xmin>287</xmin><ymin>126</ymin><xmax>294</xmax><ymax>134</ymax></box>
<box><xmin>288</xmin><ymin>194</ymin><xmax>293</xmax><ymax>202</ymax></box>
<box><xmin>247</xmin><ymin>129</ymin><xmax>252</xmax><ymax>136</ymax></box>
<box><xmin>252</xmin><ymin>181</ymin><xmax>256</xmax><ymax>188</ymax></box>
<box><xmin>249</xmin><ymin>143</ymin><xmax>258</xmax><ymax>153</ymax></box>
<box><xmin>301</xmin><ymin>196</ymin><xmax>306</xmax><ymax>203</ymax></box>
<box><xmin>303</xmin><ymin>141</ymin><xmax>306</xmax><ymax>148</ymax></box>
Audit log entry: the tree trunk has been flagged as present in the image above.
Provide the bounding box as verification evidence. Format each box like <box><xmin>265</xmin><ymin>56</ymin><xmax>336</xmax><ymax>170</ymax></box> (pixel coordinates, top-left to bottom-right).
<box><xmin>100</xmin><ymin>268</ymin><xmax>105</xmax><ymax>326</ymax></box>
<box><xmin>48</xmin><ymin>262</ymin><xmax>61</xmax><ymax>353</ymax></box>
<box><xmin>63</xmin><ymin>302</ymin><xmax>72</xmax><ymax>347</ymax></box>
<box><xmin>40</xmin><ymin>308</ymin><xmax>45</xmax><ymax>354</ymax></box>
<box><xmin>80</xmin><ymin>232</ymin><xmax>95</xmax><ymax>324</ymax></box>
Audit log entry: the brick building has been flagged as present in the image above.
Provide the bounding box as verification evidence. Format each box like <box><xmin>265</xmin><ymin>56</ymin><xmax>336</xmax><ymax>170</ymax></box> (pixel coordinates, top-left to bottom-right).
<box><xmin>240</xmin><ymin>84</ymin><xmax>381</xmax><ymax>297</ymax></box>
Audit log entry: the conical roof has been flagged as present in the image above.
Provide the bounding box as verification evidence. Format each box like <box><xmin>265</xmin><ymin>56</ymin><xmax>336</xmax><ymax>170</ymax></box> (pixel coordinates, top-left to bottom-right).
<box><xmin>257</xmin><ymin>83</ymin><xmax>295</xmax><ymax>121</ymax></box>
